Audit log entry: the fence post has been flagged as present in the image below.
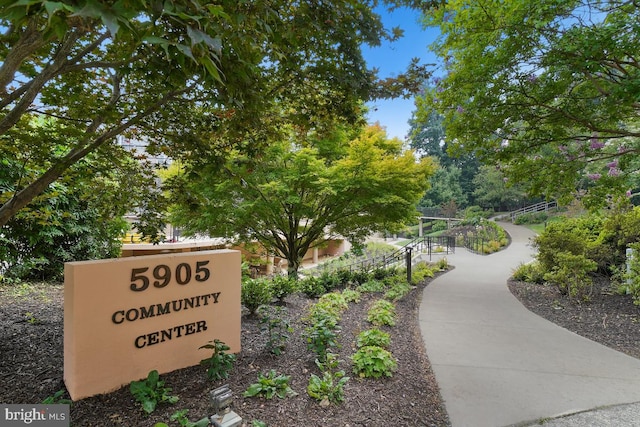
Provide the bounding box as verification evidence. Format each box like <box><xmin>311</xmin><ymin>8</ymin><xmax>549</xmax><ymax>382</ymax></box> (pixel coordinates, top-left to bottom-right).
<box><xmin>405</xmin><ymin>247</ymin><xmax>413</xmax><ymax>283</ymax></box>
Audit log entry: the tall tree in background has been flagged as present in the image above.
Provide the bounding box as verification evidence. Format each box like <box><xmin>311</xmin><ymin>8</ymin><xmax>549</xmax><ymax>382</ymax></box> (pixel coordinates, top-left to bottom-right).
<box><xmin>166</xmin><ymin>124</ymin><xmax>435</xmax><ymax>278</ymax></box>
<box><xmin>418</xmin><ymin>0</ymin><xmax>640</xmax><ymax>208</ymax></box>
<box><xmin>408</xmin><ymin>95</ymin><xmax>479</xmax><ymax>208</ymax></box>
<box><xmin>472</xmin><ymin>166</ymin><xmax>528</xmax><ymax>212</ymax></box>
<box><xmin>0</xmin><ymin>0</ymin><xmax>434</xmax><ymax>228</ymax></box>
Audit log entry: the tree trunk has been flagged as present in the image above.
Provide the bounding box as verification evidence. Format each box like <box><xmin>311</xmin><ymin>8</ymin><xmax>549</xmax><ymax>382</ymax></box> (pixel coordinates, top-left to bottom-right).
<box><xmin>287</xmin><ymin>257</ymin><xmax>301</xmax><ymax>281</ymax></box>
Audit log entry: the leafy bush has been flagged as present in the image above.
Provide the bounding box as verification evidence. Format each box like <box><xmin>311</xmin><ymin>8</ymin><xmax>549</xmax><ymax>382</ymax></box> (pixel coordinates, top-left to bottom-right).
<box><xmin>351</xmin><ymin>346</ymin><xmax>398</xmax><ymax>379</ymax></box>
<box><xmin>317</xmin><ymin>271</ymin><xmax>342</xmax><ymax>292</ymax></box>
<box><xmin>512</xmin><ymin>262</ymin><xmax>544</xmax><ymax>284</ymax></box>
<box><xmin>383</xmin><ymin>281</ymin><xmax>411</xmax><ymax>302</ymax></box>
<box><xmin>241</xmin><ymin>278</ymin><xmax>273</xmax><ymax>314</ymax></box>
<box><xmin>357</xmin><ymin>279</ymin><xmax>386</xmax><ymax>293</ymax></box>
<box><xmin>317</xmin><ymin>292</ymin><xmax>349</xmax><ymax>314</ymax></box>
<box><xmin>351</xmin><ymin>270</ymin><xmax>372</xmax><ymax>286</ymax></box>
<box><xmin>356</xmin><ymin>329</ymin><xmax>391</xmax><ymax>349</ymax></box>
<box><xmin>411</xmin><ymin>262</ymin><xmax>435</xmax><ymax>285</ymax></box>
<box><xmin>435</xmin><ymin>257</ymin><xmax>449</xmax><ymax>271</ymax></box>
<box><xmin>130</xmin><ymin>370</ymin><xmax>179</xmax><ymax>414</ymax></box>
<box><xmin>620</xmin><ymin>242</ymin><xmax>640</xmax><ymax>305</ymax></box>
<box><xmin>341</xmin><ymin>288</ymin><xmax>361</xmax><ymax>303</ymax></box>
<box><xmin>0</xmin><ymin>180</ymin><xmax>127</xmax><ymax>281</ymax></box>
<box><xmin>258</xmin><ymin>306</ymin><xmax>292</xmax><ymax>356</ymax></box>
<box><xmin>303</xmin><ymin>317</ymin><xmax>340</xmax><ymax>362</ymax></box>
<box><xmin>543</xmin><ymin>252</ymin><xmax>597</xmax><ymax>301</ymax></box>
<box><xmin>534</xmin><ymin>216</ymin><xmax>602</xmax><ymax>274</ymax></box>
<box><xmin>299</xmin><ymin>276</ymin><xmax>327</xmax><ymax>298</ymax></box>
<box><xmin>244</xmin><ymin>370</ymin><xmax>297</xmax><ymax>399</ymax></box>
<box><xmin>513</xmin><ymin>211</ymin><xmax>549</xmax><ymax>225</ymax></box>
<box><xmin>366</xmin><ymin>300</ymin><xmax>396</xmax><ymax>326</ymax></box>
<box><xmin>199</xmin><ymin>339</ymin><xmax>236</xmax><ymax>380</ymax></box>
<box><xmin>269</xmin><ymin>275</ymin><xmax>297</xmax><ymax>301</ymax></box>
<box><xmin>335</xmin><ymin>268</ymin><xmax>354</xmax><ymax>286</ymax></box>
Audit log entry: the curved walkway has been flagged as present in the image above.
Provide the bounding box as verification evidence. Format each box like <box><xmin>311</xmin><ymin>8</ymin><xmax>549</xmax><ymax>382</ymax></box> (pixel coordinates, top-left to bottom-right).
<box><xmin>419</xmin><ymin>222</ymin><xmax>640</xmax><ymax>427</ymax></box>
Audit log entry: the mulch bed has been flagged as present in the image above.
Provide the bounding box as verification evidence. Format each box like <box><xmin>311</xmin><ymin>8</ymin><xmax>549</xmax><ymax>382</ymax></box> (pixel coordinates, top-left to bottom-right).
<box><xmin>0</xmin><ymin>278</ymin><xmax>450</xmax><ymax>427</ymax></box>
<box><xmin>508</xmin><ymin>276</ymin><xmax>640</xmax><ymax>359</ymax></box>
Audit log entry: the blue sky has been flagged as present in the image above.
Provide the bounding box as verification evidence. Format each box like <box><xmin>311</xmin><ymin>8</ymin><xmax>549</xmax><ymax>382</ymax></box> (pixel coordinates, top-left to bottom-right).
<box><xmin>361</xmin><ymin>7</ymin><xmax>441</xmax><ymax>141</ymax></box>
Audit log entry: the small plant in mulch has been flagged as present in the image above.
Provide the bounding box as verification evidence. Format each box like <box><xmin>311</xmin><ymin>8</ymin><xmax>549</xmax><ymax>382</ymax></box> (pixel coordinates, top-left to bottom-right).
<box><xmin>258</xmin><ymin>305</ymin><xmax>293</xmax><ymax>356</ymax></box>
<box><xmin>307</xmin><ymin>352</ymin><xmax>349</xmax><ymax>406</ymax></box>
<box><xmin>356</xmin><ymin>328</ymin><xmax>391</xmax><ymax>349</ymax></box>
<box><xmin>351</xmin><ymin>346</ymin><xmax>398</xmax><ymax>379</ymax></box>
<box><xmin>199</xmin><ymin>339</ymin><xmax>236</xmax><ymax>380</ymax></box>
<box><xmin>303</xmin><ymin>317</ymin><xmax>341</xmax><ymax>363</ymax></box>
<box><xmin>366</xmin><ymin>299</ymin><xmax>396</xmax><ymax>326</ymax></box>
<box><xmin>154</xmin><ymin>409</ymin><xmax>209</xmax><ymax>427</ymax></box>
<box><xmin>241</xmin><ymin>278</ymin><xmax>273</xmax><ymax>315</ymax></box>
<box><xmin>129</xmin><ymin>370</ymin><xmax>179</xmax><ymax>415</ymax></box>
<box><xmin>244</xmin><ymin>370</ymin><xmax>297</xmax><ymax>399</ymax></box>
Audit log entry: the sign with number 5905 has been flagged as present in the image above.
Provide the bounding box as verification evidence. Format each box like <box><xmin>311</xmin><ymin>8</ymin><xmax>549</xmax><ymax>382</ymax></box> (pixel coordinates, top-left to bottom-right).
<box><xmin>130</xmin><ymin>260</ymin><xmax>211</xmax><ymax>291</ymax></box>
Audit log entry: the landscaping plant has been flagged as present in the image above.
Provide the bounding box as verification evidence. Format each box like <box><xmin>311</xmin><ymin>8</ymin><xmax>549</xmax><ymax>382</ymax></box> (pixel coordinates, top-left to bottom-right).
<box><xmin>258</xmin><ymin>306</ymin><xmax>293</xmax><ymax>356</ymax></box>
<box><xmin>366</xmin><ymin>299</ymin><xmax>397</xmax><ymax>326</ymax></box>
<box><xmin>351</xmin><ymin>346</ymin><xmax>398</xmax><ymax>379</ymax></box>
<box><xmin>356</xmin><ymin>329</ymin><xmax>391</xmax><ymax>349</ymax></box>
<box><xmin>244</xmin><ymin>370</ymin><xmax>297</xmax><ymax>399</ymax></box>
<box><xmin>199</xmin><ymin>339</ymin><xmax>236</xmax><ymax>381</ymax></box>
<box><xmin>129</xmin><ymin>370</ymin><xmax>179</xmax><ymax>415</ymax></box>
<box><xmin>307</xmin><ymin>353</ymin><xmax>349</xmax><ymax>405</ymax></box>
<box><xmin>241</xmin><ymin>278</ymin><xmax>273</xmax><ymax>315</ymax></box>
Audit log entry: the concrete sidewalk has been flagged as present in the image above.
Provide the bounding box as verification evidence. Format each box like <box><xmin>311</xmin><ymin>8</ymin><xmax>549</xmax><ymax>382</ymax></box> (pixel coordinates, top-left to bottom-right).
<box><xmin>419</xmin><ymin>222</ymin><xmax>640</xmax><ymax>427</ymax></box>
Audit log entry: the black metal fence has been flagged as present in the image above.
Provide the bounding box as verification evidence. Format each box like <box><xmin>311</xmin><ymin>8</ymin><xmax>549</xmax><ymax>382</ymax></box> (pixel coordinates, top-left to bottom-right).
<box><xmin>309</xmin><ymin>235</ymin><xmax>456</xmax><ymax>279</ymax></box>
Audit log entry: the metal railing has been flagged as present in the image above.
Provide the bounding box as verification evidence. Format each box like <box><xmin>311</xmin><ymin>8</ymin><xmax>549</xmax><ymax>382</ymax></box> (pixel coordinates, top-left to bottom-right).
<box><xmin>510</xmin><ymin>201</ymin><xmax>557</xmax><ymax>221</ymax></box>
<box><xmin>308</xmin><ymin>235</ymin><xmax>456</xmax><ymax>280</ymax></box>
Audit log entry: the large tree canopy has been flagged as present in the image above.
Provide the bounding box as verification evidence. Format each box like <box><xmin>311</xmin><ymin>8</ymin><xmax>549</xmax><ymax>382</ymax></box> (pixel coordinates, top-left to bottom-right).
<box><xmin>0</xmin><ymin>0</ymin><xmax>435</xmax><ymax>228</ymax></box>
<box><xmin>418</xmin><ymin>0</ymin><xmax>640</xmax><ymax>207</ymax></box>
<box><xmin>166</xmin><ymin>124</ymin><xmax>435</xmax><ymax>277</ymax></box>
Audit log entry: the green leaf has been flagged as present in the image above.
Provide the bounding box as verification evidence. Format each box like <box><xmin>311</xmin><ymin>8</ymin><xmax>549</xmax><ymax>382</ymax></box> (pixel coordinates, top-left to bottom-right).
<box><xmin>243</xmin><ymin>383</ymin><xmax>262</xmax><ymax>397</ymax></box>
<box><xmin>142</xmin><ymin>399</ymin><xmax>156</xmax><ymax>414</ymax></box>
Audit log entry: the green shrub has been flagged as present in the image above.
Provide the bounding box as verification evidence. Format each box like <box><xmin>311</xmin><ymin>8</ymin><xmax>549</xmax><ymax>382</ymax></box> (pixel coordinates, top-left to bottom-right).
<box><xmin>383</xmin><ymin>281</ymin><xmax>411</xmax><ymax>302</ymax></box>
<box><xmin>411</xmin><ymin>262</ymin><xmax>435</xmax><ymax>285</ymax></box>
<box><xmin>366</xmin><ymin>300</ymin><xmax>396</xmax><ymax>326</ymax></box>
<box><xmin>244</xmin><ymin>370</ymin><xmax>297</xmax><ymax>399</ymax></box>
<box><xmin>154</xmin><ymin>410</ymin><xmax>209</xmax><ymax>427</ymax></box>
<box><xmin>241</xmin><ymin>278</ymin><xmax>273</xmax><ymax>315</ymax></box>
<box><xmin>620</xmin><ymin>242</ymin><xmax>640</xmax><ymax>305</ymax></box>
<box><xmin>357</xmin><ymin>279</ymin><xmax>386</xmax><ymax>293</ymax></box>
<box><xmin>318</xmin><ymin>272</ymin><xmax>341</xmax><ymax>292</ymax></box>
<box><xmin>317</xmin><ymin>292</ymin><xmax>349</xmax><ymax>313</ymax></box>
<box><xmin>335</xmin><ymin>268</ymin><xmax>354</xmax><ymax>286</ymax></box>
<box><xmin>351</xmin><ymin>346</ymin><xmax>398</xmax><ymax>379</ymax></box>
<box><xmin>356</xmin><ymin>329</ymin><xmax>391</xmax><ymax>349</ymax></box>
<box><xmin>435</xmin><ymin>257</ymin><xmax>449</xmax><ymax>271</ymax></box>
<box><xmin>199</xmin><ymin>339</ymin><xmax>236</xmax><ymax>380</ymax></box>
<box><xmin>130</xmin><ymin>370</ymin><xmax>179</xmax><ymax>415</ymax></box>
<box><xmin>299</xmin><ymin>276</ymin><xmax>327</xmax><ymax>298</ymax></box>
<box><xmin>269</xmin><ymin>275</ymin><xmax>296</xmax><ymax>301</ymax></box>
<box><xmin>303</xmin><ymin>317</ymin><xmax>340</xmax><ymax>362</ymax></box>
<box><xmin>534</xmin><ymin>216</ymin><xmax>602</xmax><ymax>273</ymax></box>
<box><xmin>341</xmin><ymin>288</ymin><xmax>361</xmax><ymax>303</ymax></box>
<box><xmin>351</xmin><ymin>270</ymin><xmax>372</xmax><ymax>286</ymax></box>
<box><xmin>257</xmin><ymin>306</ymin><xmax>292</xmax><ymax>356</ymax></box>
<box><xmin>514</xmin><ymin>211</ymin><xmax>549</xmax><ymax>225</ymax></box>
<box><xmin>512</xmin><ymin>261</ymin><xmax>544</xmax><ymax>284</ymax></box>
<box><xmin>543</xmin><ymin>252</ymin><xmax>597</xmax><ymax>301</ymax></box>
